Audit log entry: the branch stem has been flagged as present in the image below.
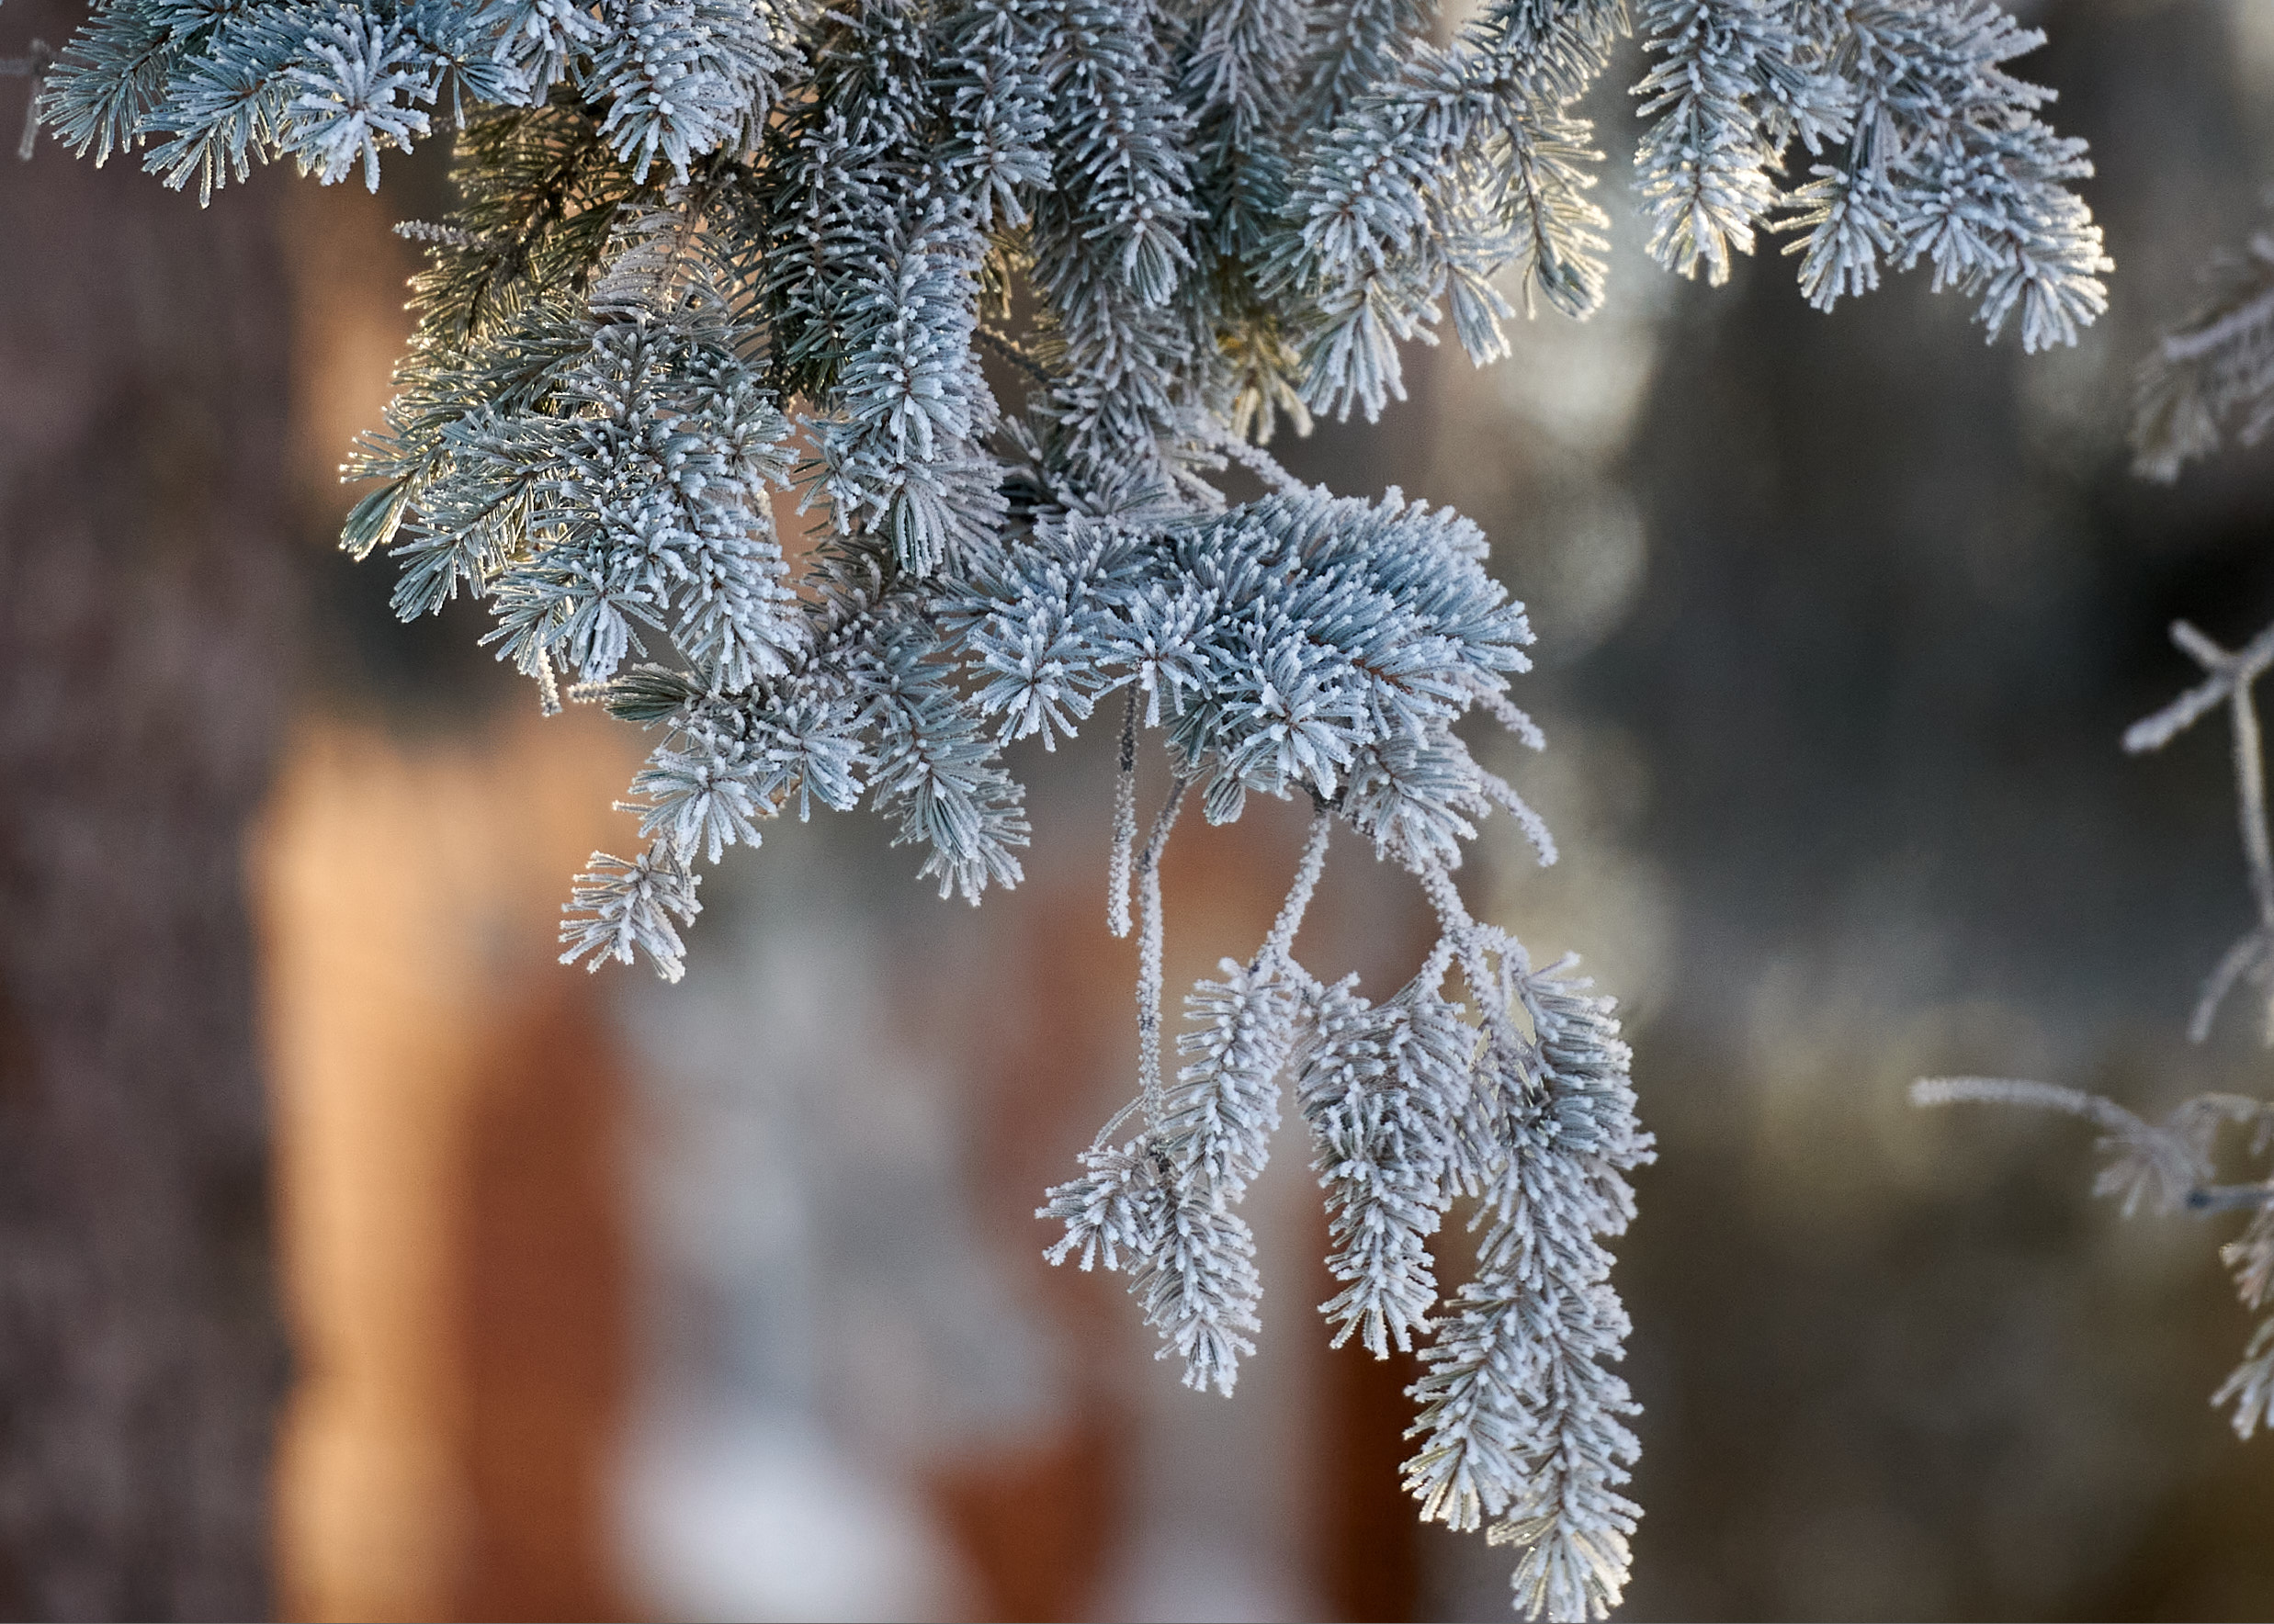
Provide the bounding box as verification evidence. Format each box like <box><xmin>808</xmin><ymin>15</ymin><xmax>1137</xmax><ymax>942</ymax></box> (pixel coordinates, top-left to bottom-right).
<box><xmin>1261</xmin><ymin>805</ymin><xmax>1332</xmax><ymax>965</ymax></box>
<box><xmin>1136</xmin><ymin>775</ymin><xmax>1192</xmax><ymax>1133</ymax></box>
<box><xmin>2233</xmin><ymin>678</ymin><xmax>2274</xmax><ymax>930</ymax></box>
<box><xmin>1108</xmin><ymin>689</ymin><xmax>1137</xmax><ymax>937</ymax></box>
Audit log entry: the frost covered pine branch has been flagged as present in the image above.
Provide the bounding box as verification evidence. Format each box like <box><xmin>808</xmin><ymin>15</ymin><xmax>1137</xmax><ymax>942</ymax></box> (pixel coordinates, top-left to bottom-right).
<box><xmin>18</xmin><ymin>0</ymin><xmax>2109</xmax><ymax>1613</ymax></box>
<box><xmin>1634</xmin><ymin>0</ymin><xmax>2110</xmax><ymax>350</ymax></box>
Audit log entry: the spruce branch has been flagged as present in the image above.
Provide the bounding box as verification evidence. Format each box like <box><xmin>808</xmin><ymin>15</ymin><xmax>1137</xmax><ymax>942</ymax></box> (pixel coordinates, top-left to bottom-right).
<box><xmin>28</xmin><ymin>0</ymin><xmax>2130</xmax><ymax>1608</ymax></box>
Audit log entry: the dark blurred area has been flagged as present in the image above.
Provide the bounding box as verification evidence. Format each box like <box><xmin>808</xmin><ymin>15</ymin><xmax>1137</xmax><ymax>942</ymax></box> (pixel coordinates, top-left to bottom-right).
<box><xmin>0</xmin><ymin>0</ymin><xmax>292</xmax><ymax>1610</ymax></box>
<box><xmin>6</xmin><ymin>0</ymin><xmax>2274</xmax><ymax>1619</ymax></box>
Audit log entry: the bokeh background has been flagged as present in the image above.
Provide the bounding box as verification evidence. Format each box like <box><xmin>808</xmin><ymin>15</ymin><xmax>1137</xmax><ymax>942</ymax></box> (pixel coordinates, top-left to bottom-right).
<box><xmin>6</xmin><ymin>0</ymin><xmax>2274</xmax><ymax>1618</ymax></box>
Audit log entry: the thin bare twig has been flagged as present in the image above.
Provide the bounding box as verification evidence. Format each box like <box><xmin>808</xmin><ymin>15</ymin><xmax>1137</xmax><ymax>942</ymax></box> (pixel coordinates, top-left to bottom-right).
<box><xmin>2</xmin><ymin>39</ymin><xmax>52</xmax><ymax>163</ymax></box>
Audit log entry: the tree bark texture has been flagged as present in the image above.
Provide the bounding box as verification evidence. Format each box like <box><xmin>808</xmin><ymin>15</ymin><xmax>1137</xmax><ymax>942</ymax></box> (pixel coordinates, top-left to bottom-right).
<box><xmin>0</xmin><ymin>7</ymin><xmax>295</xmax><ymax>1613</ymax></box>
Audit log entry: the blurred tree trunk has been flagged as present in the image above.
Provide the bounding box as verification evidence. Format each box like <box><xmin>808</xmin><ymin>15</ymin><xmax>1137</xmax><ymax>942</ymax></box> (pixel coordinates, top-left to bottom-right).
<box><xmin>0</xmin><ymin>7</ymin><xmax>295</xmax><ymax>1614</ymax></box>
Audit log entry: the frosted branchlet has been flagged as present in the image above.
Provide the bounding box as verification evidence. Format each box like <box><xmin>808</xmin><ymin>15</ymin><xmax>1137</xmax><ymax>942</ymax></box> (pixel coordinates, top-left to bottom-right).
<box><xmin>560</xmin><ymin>844</ymin><xmax>705</xmax><ymax>981</ymax></box>
<box><xmin>284</xmin><ymin>6</ymin><xmax>436</xmax><ymax>192</ymax></box>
